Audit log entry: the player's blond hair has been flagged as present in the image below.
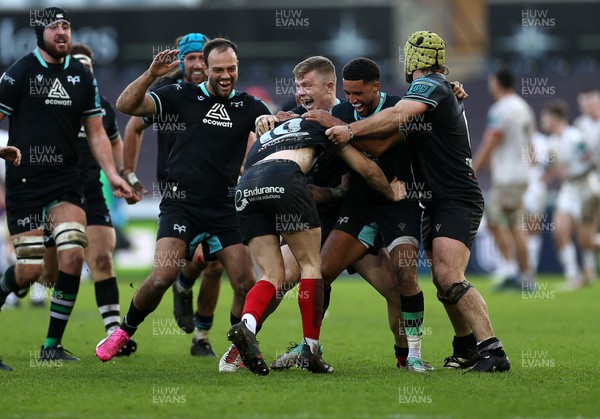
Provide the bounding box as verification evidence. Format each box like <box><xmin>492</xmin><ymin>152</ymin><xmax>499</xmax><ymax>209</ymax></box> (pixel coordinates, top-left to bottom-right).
<box><xmin>293</xmin><ymin>56</ymin><xmax>336</xmax><ymax>84</ymax></box>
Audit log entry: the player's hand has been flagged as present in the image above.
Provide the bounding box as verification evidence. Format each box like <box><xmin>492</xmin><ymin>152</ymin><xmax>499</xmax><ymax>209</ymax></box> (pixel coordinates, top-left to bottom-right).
<box><xmin>303</xmin><ymin>110</ymin><xmax>344</xmax><ymax>128</ymax></box>
<box><xmin>148</xmin><ymin>49</ymin><xmax>181</xmax><ymax>79</ymax></box>
<box><xmin>107</xmin><ymin>172</ymin><xmax>138</xmax><ymax>203</ymax></box>
<box><xmin>122</xmin><ymin>170</ymin><xmax>148</xmax><ymax>204</ymax></box>
<box><xmin>451</xmin><ymin>81</ymin><xmax>469</xmax><ymax>100</ymax></box>
<box><xmin>255</xmin><ymin>115</ymin><xmax>279</xmax><ymax>137</ymax></box>
<box><xmin>0</xmin><ymin>146</ymin><xmax>21</xmax><ymax>166</ymax></box>
<box><xmin>389</xmin><ymin>177</ymin><xmax>407</xmax><ymax>202</ymax></box>
<box><xmin>326</xmin><ymin>125</ymin><xmax>352</xmax><ymax>145</ymax></box>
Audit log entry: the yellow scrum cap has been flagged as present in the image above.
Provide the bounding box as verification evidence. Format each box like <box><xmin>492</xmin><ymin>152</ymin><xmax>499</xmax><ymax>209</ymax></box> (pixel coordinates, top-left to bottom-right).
<box><xmin>404</xmin><ymin>31</ymin><xmax>446</xmax><ymax>83</ymax></box>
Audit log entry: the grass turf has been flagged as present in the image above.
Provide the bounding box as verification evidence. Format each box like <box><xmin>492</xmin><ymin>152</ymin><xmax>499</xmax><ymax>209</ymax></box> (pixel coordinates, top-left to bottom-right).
<box><xmin>0</xmin><ymin>271</ymin><xmax>598</xmax><ymax>418</ymax></box>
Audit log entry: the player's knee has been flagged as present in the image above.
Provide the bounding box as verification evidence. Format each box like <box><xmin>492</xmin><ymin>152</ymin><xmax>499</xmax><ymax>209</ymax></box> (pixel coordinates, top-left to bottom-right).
<box><xmin>13</xmin><ymin>236</ymin><xmax>45</xmax><ymax>266</ymax></box>
<box><xmin>437</xmin><ymin>280</ymin><xmax>472</xmax><ymax>305</ymax></box>
<box><xmin>150</xmin><ymin>277</ymin><xmax>175</xmax><ymax>291</ymax></box>
<box><xmin>234</xmin><ymin>276</ymin><xmax>256</xmax><ymax>295</ymax></box>
<box><xmin>91</xmin><ymin>251</ymin><xmax>113</xmax><ymax>274</ymax></box>
<box><xmin>203</xmin><ymin>262</ymin><xmax>224</xmax><ymax>280</ymax></box>
<box><xmin>53</xmin><ymin>222</ymin><xmax>88</xmax><ymax>252</ymax></box>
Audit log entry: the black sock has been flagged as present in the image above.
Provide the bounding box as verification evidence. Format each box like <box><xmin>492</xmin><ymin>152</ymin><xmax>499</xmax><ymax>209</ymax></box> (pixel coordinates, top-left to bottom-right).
<box><xmin>394</xmin><ymin>344</ymin><xmax>409</xmax><ymax>359</ymax></box>
<box><xmin>322</xmin><ymin>284</ymin><xmax>332</xmax><ymax>319</ymax></box>
<box><xmin>95</xmin><ymin>277</ymin><xmax>120</xmax><ymax>333</ymax></box>
<box><xmin>0</xmin><ymin>265</ymin><xmax>18</xmax><ymax>302</ymax></box>
<box><xmin>121</xmin><ymin>300</ymin><xmax>152</xmax><ymax>337</ymax></box>
<box><xmin>194</xmin><ymin>313</ymin><xmax>214</xmax><ymax>331</ymax></box>
<box><xmin>230</xmin><ymin>312</ymin><xmax>241</xmax><ymax>327</ymax></box>
<box><xmin>177</xmin><ymin>271</ymin><xmax>196</xmax><ymax>289</ymax></box>
<box><xmin>477</xmin><ymin>337</ymin><xmax>504</xmax><ymax>355</ymax></box>
<box><xmin>45</xmin><ymin>271</ymin><xmax>80</xmax><ymax>348</ymax></box>
<box><xmin>400</xmin><ymin>291</ymin><xmax>424</xmax><ymax>337</ymax></box>
<box><xmin>453</xmin><ymin>333</ymin><xmax>477</xmax><ymax>354</ymax></box>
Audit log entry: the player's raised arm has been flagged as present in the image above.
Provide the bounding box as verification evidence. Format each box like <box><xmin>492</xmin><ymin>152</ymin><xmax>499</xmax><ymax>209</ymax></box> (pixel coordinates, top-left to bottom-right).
<box><xmin>117</xmin><ymin>49</ymin><xmax>180</xmax><ymax>117</ymax></box>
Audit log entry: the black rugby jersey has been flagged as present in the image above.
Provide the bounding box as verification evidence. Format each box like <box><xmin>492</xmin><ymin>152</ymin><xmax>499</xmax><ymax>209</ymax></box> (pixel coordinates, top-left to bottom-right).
<box><xmin>142</xmin><ymin>77</ymin><xmax>181</xmax><ymax>183</ymax></box>
<box><xmin>77</xmin><ymin>95</ymin><xmax>119</xmax><ymax>188</ymax></box>
<box><xmin>148</xmin><ymin>81</ymin><xmax>271</xmax><ymax>206</ymax></box>
<box><xmin>245</xmin><ymin>117</ymin><xmax>331</xmax><ymax>169</ymax></box>
<box><xmin>0</xmin><ymin>49</ymin><xmax>101</xmax><ymax>202</ymax></box>
<box><xmin>402</xmin><ymin>73</ymin><xmax>482</xmax><ymax>201</ymax></box>
<box><xmin>332</xmin><ymin>92</ymin><xmax>408</xmax><ymax>205</ymax></box>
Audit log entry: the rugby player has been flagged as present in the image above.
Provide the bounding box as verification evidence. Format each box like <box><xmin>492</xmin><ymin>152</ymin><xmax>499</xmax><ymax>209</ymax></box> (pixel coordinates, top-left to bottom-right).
<box><xmin>229</xmin><ymin>115</ymin><xmax>405</xmax><ymax>375</ymax></box>
<box><xmin>96</xmin><ymin>38</ymin><xmax>271</xmax><ymax>362</ymax></box>
<box><xmin>543</xmin><ymin>101</ymin><xmax>597</xmax><ymax>289</ymax></box>
<box><xmin>34</xmin><ymin>43</ymin><xmax>137</xmax><ymax>357</ymax></box>
<box><xmin>0</xmin><ymin>7</ymin><xmax>133</xmax><ymax>369</ymax></box>
<box><xmin>326</xmin><ymin>31</ymin><xmax>511</xmax><ymax>372</ymax></box>
<box><xmin>473</xmin><ymin>69</ymin><xmax>535</xmax><ymax>290</ymax></box>
<box><xmin>122</xmin><ymin>33</ymin><xmax>224</xmax><ymax>357</ymax></box>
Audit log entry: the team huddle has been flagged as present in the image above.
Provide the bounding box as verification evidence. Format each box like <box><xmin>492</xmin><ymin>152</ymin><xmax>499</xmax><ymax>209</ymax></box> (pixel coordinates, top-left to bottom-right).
<box><xmin>0</xmin><ymin>7</ymin><xmax>510</xmax><ymax>374</ymax></box>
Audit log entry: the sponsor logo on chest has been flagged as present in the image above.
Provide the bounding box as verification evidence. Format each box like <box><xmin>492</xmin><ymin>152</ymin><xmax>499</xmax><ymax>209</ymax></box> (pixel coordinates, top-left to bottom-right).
<box><xmin>203</xmin><ymin>103</ymin><xmax>233</xmax><ymax>128</ymax></box>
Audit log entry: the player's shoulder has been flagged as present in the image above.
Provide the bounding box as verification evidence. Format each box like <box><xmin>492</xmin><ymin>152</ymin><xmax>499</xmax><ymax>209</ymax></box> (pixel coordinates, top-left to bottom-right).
<box><xmin>406</xmin><ymin>73</ymin><xmax>450</xmax><ymax>97</ymax></box>
<box><xmin>235</xmin><ymin>91</ymin><xmax>272</xmax><ymax>113</ymax></box>
<box><xmin>331</xmin><ymin>100</ymin><xmax>352</xmax><ymax>119</ymax></box>
<box><xmin>383</xmin><ymin>94</ymin><xmax>401</xmax><ymax>107</ymax></box>
<box><xmin>2</xmin><ymin>52</ymin><xmax>37</xmax><ymax>79</ymax></box>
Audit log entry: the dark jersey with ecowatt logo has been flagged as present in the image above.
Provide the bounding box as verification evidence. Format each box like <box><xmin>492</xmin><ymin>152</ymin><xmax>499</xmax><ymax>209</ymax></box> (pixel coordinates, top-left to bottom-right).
<box><xmin>0</xmin><ymin>49</ymin><xmax>101</xmax><ymax>204</ymax></box>
<box><xmin>77</xmin><ymin>95</ymin><xmax>119</xmax><ymax>188</ymax></box>
<box><xmin>402</xmin><ymin>73</ymin><xmax>482</xmax><ymax>201</ymax></box>
<box><xmin>142</xmin><ymin>76</ymin><xmax>181</xmax><ymax>183</ymax></box>
<box><xmin>332</xmin><ymin>92</ymin><xmax>409</xmax><ymax>205</ymax></box>
<box><xmin>148</xmin><ymin>81</ymin><xmax>271</xmax><ymax>206</ymax></box>
<box><xmin>245</xmin><ymin>117</ymin><xmax>332</xmax><ymax>169</ymax></box>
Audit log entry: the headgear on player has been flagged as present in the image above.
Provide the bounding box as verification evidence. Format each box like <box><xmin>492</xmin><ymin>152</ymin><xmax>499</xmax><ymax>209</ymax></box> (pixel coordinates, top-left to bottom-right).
<box><xmin>177</xmin><ymin>33</ymin><xmax>210</xmax><ymax>73</ymax></box>
<box><xmin>404</xmin><ymin>30</ymin><xmax>445</xmax><ymax>84</ymax></box>
<box><xmin>33</xmin><ymin>7</ymin><xmax>71</xmax><ymax>56</ymax></box>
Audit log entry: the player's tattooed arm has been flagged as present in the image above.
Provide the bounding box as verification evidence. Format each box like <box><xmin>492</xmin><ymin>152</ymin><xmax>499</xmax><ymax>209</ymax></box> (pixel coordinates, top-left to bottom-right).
<box><xmin>117</xmin><ymin>49</ymin><xmax>180</xmax><ymax>117</ymax></box>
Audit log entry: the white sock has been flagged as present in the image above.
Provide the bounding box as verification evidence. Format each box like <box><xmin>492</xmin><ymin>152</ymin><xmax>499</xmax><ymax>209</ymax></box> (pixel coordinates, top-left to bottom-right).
<box><xmin>559</xmin><ymin>243</ymin><xmax>580</xmax><ymax>281</ymax></box>
<box><xmin>241</xmin><ymin>314</ymin><xmax>257</xmax><ymax>334</ymax></box>
<box><xmin>194</xmin><ymin>328</ymin><xmax>209</xmax><ymax>340</ymax></box>
<box><xmin>582</xmin><ymin>250</ymin><xmax>596</xmax><ymax>273</ymax></box>
<box><xmin>304</xmin><ymin>337</ymin><xmax>319</xmax><ymax>354</ymax></box>
<box><xmin>407</xmin><ymin>334</ymin><xmax>422</xmax><ymax>359</ymax></box>
<box><xmin>528</xmin><ymin>234</ymin><xmax>542</xmax><ymax>272</ymax></box>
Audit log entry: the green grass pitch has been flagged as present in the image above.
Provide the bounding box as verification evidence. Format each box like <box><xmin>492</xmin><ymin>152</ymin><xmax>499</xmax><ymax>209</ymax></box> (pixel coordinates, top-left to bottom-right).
<box><xmin>1</xmin><ymin>269</ymin><xmax>598</xmax><ymax>418</ymax></box>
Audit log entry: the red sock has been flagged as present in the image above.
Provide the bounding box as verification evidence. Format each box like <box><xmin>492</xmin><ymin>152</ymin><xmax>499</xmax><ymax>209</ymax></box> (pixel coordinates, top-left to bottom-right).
<box><xmin>298</xmin><ymin>278</ymin><xmax>324</xmax><ymax>340</ymax></box>
<box><xmin>242</xmin><ymin>280</ymin><xmax>276</xmax><ymax>325</ymax></box>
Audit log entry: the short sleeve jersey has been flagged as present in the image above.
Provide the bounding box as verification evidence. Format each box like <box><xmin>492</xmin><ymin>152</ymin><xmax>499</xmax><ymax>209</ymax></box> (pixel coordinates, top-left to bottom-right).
<box><xmin>402</xmin><ymin>73</ymin><xmax>482</xmax><ymax>201</ymax></box>
<box><xmin>142</xmin><ymin>76</ymin><xmax>181</xmax><ymax>183</ymax></box>
<box><xmin>0</xmin><ymin>49</ymin><xmax>101</xmax><ymax>203</ymax></box>
<box><xmin>77</xmin><ymin>95</ymin><xmax>119</xmax><ymax>188</ymax></box>
<box><xmin>148</xmin><ymin>81</ymin><xmax>271</xmax><ymax>206</ymax></box>
<box><xmin>486</xmin><ymin>94</ymin><xmax>534</xmax><ymax>185</ymax></box>
<box><xmin>245</xmin><ymin>117</ymin><xmax>331</xmax><ymax>169</ymax></box>
<box><xmin>332</xmin><ymin>92</ymin><xmax>409</xmax><ymax>205</ymax></box>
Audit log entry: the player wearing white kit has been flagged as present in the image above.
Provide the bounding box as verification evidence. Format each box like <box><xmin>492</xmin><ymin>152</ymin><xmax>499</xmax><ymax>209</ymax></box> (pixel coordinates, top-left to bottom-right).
<box><xmin>523</xmin><ymin>131</ymin><xmax>551</xmax><ymax>274</ymax></box>
<box><xmin>473</xmin><ymin>69</ymin><xmax>535</xmax><ymax>289</ymax></box>
<box><xmin>543</xmin><ymin>101</ymin><xmax>598</xmax><ymax>288</ymax></box>
<box><xmin>573</xmin><ymin>90</ymin><xmax>600</xmax><ymax>283</ymax></box>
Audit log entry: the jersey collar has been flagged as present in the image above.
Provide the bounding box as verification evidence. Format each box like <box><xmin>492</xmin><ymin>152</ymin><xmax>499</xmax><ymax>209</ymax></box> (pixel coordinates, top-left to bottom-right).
<box><xmin>199</xmin><ymin>82</ymin><xmax>236</xmax><ymax>99</ymax></box>
<box><xmin>33</xmin><ymin>48</ymin><xmax>70</xmax><ymax>69</ymax></box>
<box><xmin>354</xmin><ymin>92</ymin><xmax>386</xmax><ymax>121</ymax></box>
